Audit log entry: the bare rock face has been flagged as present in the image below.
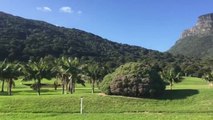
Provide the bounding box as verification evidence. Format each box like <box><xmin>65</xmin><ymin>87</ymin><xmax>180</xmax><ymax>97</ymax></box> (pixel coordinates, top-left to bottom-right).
<box><xmin>169</xmin><ymin>13</ymin><xmax>213</xmax><ymax>59</ymax></box>
<box><xmin>181</xmin><ymin>13</ymin><xmax>213</xmax><ymax>38</ymax></box>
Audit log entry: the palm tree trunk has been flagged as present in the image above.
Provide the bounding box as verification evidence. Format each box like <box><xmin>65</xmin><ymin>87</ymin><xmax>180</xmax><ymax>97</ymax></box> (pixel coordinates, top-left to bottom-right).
<box><xmin>8</xmin><ymin>79</ymin><xmax>12</xmax><ymax>95</ymax></box>
<box><xmin>62</xmin><ymin>84</ymin><xmax>65</xmax><ymax>94</ymax></box>
<box><xmin>72</xmin><ymin>83</ymin><xmax>75</xmax><ymax>93</ymax></box>
<box><xmin>54</xmin><ymin>81</ymin><xmax>57</xmax><ymax>90</ymax></box>
<box><xmin>1</xmin><ymin>79</ymin><xmax>5</xmax><ymax>92</ymax></box>
<box><xmin>37</xmin><ymin>79</ymin><xmax>41</xmax><ymax>96</ymax></box>
<box><xmin>62</xmin><ymin>82</ymin><xmax>65</xmax><ymax>94</ymax></box>
<box><xmin>65</xmin><ymin>76</ymin><xmax>69</xmax><ymax>94</ymax></box>
<box><xmin>92</xmin><ymin>80</ymin><xmax>95</xmax><ymax>94</ymax></box>
<box><xmin>69</xmin><ymin>79</ymin><xmax>73</xmax><ymax>94</ymax></box>
<box><xmin>170</xmin><ymin>81</ymin><xmax>173</xmax><ymax>90</ymax></box>
<box><xmin>61</xmin><ymin>75</ymin><xmax>65</xmax><ymax>94</ymax></box>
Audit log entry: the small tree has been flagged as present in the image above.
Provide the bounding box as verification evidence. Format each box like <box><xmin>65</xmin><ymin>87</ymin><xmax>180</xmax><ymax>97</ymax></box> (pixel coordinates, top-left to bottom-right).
<box><xmin>83</xmin><ymin>64</ymin><xmax>100</xmax><ymax>94</ymax></box>
<box><xmin>54</xmin><ymin>57</ymin><xmax>83</xmax><ymax>94</ymax></box>
<box><xmin>2</xmin><ymin>62</ymin><xmax>22</xmax><ymax>95</ymax></box>
<box><xmin>161</xmin><ymin>68</ymin><xmax>182</xmax><ymax>90</ymax></box>
<box><xmin>203</xmin><ymin>71</ymin><xmax>213</xmax><ymax>86</ymax></box>
<box><xmin>0</xmin><ymin>59</ymin><xmax>7</xmax><ymax>92</ymax></box>
<box><xmin>22</xmin><ymin>58</ymin><xmax>53</xmax><ymax>96</ymax></box>
<box><xmin>83</xmin><ymin>63</ymin><xmax>109</xmax><ymax>94</ymax></box>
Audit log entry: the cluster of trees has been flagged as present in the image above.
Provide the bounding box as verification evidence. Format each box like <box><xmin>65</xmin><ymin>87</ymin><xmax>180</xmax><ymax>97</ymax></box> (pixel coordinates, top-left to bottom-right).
<box><xmin>0</xmin><ymin>60</ymin><xmax>21</xmax><ymax>95</ymax></box>
<box><xmin>1</xmin><ymin>11</ymin><xmax>212</xmax><ymax>79</ymax></box>
<box><xmin>1</xmin><ymin>56</ymin><xmax>212</xmax><ymax>97</ymax></box>
<box><xmin>0</xmin><ymin>11</ymin><xmax>164</xmax><ymax>65</ymax></box>
<box><xmin>0</xmin><ymin>12</ymin><xmax>212</xmax><ymax>97</ymax></box>
<box><xmin>2</xmin><ymin>11</ymin><xmax>209</xmax><ymax>71</ymax></box>
<box><xmin>0</xmin><ymin>57</ymin><xmax>109</xmax><ymax>96</ymax></box>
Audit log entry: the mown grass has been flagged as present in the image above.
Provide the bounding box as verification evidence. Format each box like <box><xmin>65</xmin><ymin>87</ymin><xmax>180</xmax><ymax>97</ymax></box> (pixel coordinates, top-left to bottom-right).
<box><xmin>1</xmin><ymin>113</ymin><xmax>212</xmax><ymax>120</ymax></box>
<box><xmin>0</xmin><ymin>77</ymin><xmax>212</xmax><ymax>120</ymax></box>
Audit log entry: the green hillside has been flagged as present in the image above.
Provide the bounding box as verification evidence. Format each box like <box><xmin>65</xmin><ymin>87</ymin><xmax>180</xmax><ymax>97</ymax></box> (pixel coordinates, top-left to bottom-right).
<box><xmin>169</xmin><ymin>13</ymin><xmax>213</xmax><ymax>59</ymax></box>
<box><xmin>0</xmin><ymin>11</ymin><xmax>173</xmax><ymax>67</ymax></box>
<box><xmin>169</xmin><ymin>35</ymin><xmax>213</xmax><ymax>59</ymax></box>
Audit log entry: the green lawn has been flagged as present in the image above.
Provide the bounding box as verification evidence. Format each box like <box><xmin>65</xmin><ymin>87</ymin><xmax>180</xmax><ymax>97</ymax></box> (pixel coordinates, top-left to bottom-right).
<box><xmin>0</xmin><ymin>77</ymin><xmax>212</xmax><ymax>120</ymax></box>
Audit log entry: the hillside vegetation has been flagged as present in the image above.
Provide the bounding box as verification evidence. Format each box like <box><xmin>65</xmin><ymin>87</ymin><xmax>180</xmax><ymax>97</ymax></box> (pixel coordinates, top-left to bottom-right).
<box><xmin>0</xmin><ymin>11</ymin><xmax>171</xmax><ymax>66</ymax></box>
<box><xmin>1</xmin><ymin>11</ymin><xmax>212</xmax><ymax>77</ymax></box>
<box><xmin>169</xmin><ymin>35</ymin><xmax>213</xmax><ymax>59</ymax></box>
<box><xmin>169</xmin><ymin>13</ymin><xmax>213</xmax><ymax>59</ymax></box>
<box><xmin>0</xmin><ymin>11</ymin><xmax>213</xmax><ymax>120</ymax></box>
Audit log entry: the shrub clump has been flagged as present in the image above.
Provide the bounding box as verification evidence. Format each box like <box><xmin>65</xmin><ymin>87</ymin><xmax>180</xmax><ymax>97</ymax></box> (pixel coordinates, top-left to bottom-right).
<box><xmin>100</xmin><ymin>62</ymin><xmax>165</xmax><ymax>98</ymax></box>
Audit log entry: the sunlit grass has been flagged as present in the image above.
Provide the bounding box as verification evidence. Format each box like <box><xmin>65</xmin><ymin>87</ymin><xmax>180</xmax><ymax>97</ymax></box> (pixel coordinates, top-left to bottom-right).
<box><xmin>0</xmin><ymin>77</ymin><xmax>212</xmax><ymax>120</ymax></box>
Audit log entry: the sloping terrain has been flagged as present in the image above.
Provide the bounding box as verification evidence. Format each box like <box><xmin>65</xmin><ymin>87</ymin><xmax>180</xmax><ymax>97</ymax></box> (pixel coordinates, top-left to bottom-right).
<box><xmin>0</xmin><ymin>11</ymin><xmax>169</xmax><ymax>66</ymax></box>
<box><xmin>169</xmin><ymin>35</ymin><xmax>213</xmax><ymax>59</ymax></box>
<box><xmin>169</xmin><ymin>13</ymin><xmax>213</xmax><ymax>59</ymax></box>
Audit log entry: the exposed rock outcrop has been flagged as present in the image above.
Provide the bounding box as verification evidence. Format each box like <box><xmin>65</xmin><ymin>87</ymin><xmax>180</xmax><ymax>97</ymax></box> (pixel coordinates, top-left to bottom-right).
<box><xmin>169</xmin><ymin>13</ymin><xmax>213</xmax><ymax>59</ymax></box>
<box><xmin>181</xmin><ymin>13</ymin><xmax>213</xmax><ymax>38</ymax></box>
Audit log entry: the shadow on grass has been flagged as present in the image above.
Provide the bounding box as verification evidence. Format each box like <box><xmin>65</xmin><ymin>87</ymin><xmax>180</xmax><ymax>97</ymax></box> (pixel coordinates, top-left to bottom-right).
<box><xmin>0</xmin><ymin>88</ymin><xmax>94</xmax><ymax>96</ymax></box>
<box><xmin>0</xmin><ymin>91</ymin><xmax>8</xmax><ymax>96</ymax></box>
<box><xmin>156</xmin><ymin>89</ymin><xmax>199</xmax><ymax>100</ymax></box>
<box><xmin>0</xmin><ymin>89</ymin><xmax>57</xmax><ymax>96</ymax></box>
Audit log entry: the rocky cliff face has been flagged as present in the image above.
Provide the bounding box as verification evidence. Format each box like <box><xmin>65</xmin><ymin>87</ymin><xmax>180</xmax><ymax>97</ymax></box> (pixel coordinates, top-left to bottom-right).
<box><xmin>169</xmin><ymin>13</ymin><xmax>213</xmax><ymax>59</ymax></box>
<box><xmin>181</xmin><ymin>13</ymin><xmax>213</xmax><ymax>38</ymax></box>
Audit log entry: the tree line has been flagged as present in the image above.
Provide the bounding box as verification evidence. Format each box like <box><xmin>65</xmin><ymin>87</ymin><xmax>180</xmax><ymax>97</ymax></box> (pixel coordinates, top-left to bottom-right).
<box><xmin>1</xmin><ymin>56</ymin><xmax>212</xmax><ymax>97</ymax></box>
<box><xmin>0</xmin><ymin>57</ymin><xmax>109</xmax><ymax>96</ymax></box>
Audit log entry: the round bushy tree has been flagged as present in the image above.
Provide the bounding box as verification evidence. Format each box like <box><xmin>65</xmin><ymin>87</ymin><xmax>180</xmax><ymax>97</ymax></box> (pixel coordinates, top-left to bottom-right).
<box><xmin>100</xmin><ymin>62</ymin><xmax>165</xmax><ymax>98</ymax></box>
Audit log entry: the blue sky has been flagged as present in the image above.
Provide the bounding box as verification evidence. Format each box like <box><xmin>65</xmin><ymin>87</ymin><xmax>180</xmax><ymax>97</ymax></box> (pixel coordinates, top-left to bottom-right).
<box><xmin>0</xmin><ymin>0</ymin><xmax>212</xmax><ymax>51</ymax></box>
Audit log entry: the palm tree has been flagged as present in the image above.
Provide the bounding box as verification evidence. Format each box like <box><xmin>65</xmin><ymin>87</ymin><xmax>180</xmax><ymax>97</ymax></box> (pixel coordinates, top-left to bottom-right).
<box><xmin>203</xmin><ymin>71</ymin><xmax>213</xmax><ymax>86</ymax></box>
<box><xmin>0</xmin><ymin>59</ymin><xmax>7</xmax><ymax>92</ymax></box>
<box><xmin>22</xmin><ymin>58</ymin><xmax>53</xmax><ymax>96</ymax></box>
<box><xmin>55</xmin><ymin>57</ymin><xmax>82</xmax><ymax>94</ymax></box>
<box><xmin>83</xmin><ymin>64</ymin><xmax>107</xmax><ymax>94</ymax></box>
<box><xmin>161</xmin><ymin>68</ymin><xmax>182</xmax><ymax>90</ymax></box>
<box><xmin>2</xmin><ymin>62</ymin><xmax>22</xmax><ymax>95</ymax></box>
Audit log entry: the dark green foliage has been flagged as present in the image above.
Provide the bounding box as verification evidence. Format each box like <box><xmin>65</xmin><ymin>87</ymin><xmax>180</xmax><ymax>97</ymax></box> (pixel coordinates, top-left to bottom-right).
<box><xmin>82</xmin><ymin>64</ymin><xmax>108</xmax><ymax>93</ymax></box>
<box><xmin>0</xmin><ymin>60</ymin><xmax>22</xmax><ymax>95</ymax></box>
<box><xmin>100</xmin><ymin>62</ymin><xmax>166</xmax><ymax>98</ymax></box>
<box><xmin>169</xmin><ymin>35</ymin><xmax>213</xmax><ymax>59</ymax></box>
<box><xmin>0</xmin><ymin>12</ymin><xmax>180</xmax><ymax>70</ymax></box>
<box><xmin>169</xmin><ymin>32</ymin><xmax>213</xmax><ymax>77</ymax></box>
<box><xmin>160</xmin><ymin>67</ymin><xmax>182</xmax><ymax>90</ymax></box>
<box><xmin>54</xmin><ymin>57</ymin><xmax>84</xmax><ymax>94</ymax></box>
<box><xmin>22</xmin><ymin>58</ymin><xmax>54</xmax><ymax>95</ymax></box>
<box><xmin>0</xmin><ymin>11</ymin><xmax>212</xmax><ymax>81</ymax></box>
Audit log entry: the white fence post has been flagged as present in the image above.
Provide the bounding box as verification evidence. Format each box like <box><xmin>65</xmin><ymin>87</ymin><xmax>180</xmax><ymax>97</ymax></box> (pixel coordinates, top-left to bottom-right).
<box><xmin>80</xmin><ymin>97</ymin><xmax>83</xmax><ymax>114</ymax></box>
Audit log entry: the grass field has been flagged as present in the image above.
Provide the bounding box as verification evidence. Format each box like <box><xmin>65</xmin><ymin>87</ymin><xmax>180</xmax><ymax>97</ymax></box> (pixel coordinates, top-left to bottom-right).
<box><xmin>0</xmin><ymin>77</ymin><xmax>212</xmax><ymax>120</ymax></box>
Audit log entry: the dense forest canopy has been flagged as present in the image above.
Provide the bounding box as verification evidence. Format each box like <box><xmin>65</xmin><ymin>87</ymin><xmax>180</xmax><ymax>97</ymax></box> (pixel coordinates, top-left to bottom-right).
<box><xmin>0</xmin><ymin>11</ymin><xmax>212</xmax><ymax>77</ymax></box>
<box><xmin>0</xmin><ymin>11</ymin><xmax>156</xmax><ymax>62</ymax></box>
<box><xmin>169</xmin><ymin>35</ymin><xmax>213</xmax><ymax>59</ymax></box>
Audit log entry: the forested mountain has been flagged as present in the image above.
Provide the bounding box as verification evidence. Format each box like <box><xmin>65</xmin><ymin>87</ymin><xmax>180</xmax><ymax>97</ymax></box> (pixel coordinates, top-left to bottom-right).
<box><xmin>169</xmin><ymin>13</ymin><xmax>213</xmax><ymax>59</ymax></box>
<box><xmin>0</xmin><ymin>11</ymin><xmax>212</xmax><ymax>77</ymax></box>
<box><xmin>0</xmin><ymin>11</ymin><xmax>177</xmax><ymax>65</ymax></box>
<box><xmin>169</xmin><ymin>35</ymin><xmax>213</xmax><ymax>59</ymax></box>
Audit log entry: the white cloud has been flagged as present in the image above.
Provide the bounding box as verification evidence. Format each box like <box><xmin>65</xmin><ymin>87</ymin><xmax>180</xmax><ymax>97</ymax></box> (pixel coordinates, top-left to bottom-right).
<box><xmin>36</xmin><ymin>6</ymin><xmax>52</xmax><ymax>12</ymax></box>
<box><xmin>77</xmin><ymin>10</ymin><xmax>82</xmax><ymax>15</ymax></box>
<box><xmin>59</xmin><ymin>6</ymin><xmax>73</xmax><ymax>13</ymax></box>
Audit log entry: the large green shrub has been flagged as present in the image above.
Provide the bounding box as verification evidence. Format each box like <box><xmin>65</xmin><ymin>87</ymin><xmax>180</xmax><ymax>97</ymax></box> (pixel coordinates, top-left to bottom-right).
<box><xmin>100</xmin><ymin>62</ymin><xmax>165</xmax><ymax>98</ymax></box>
